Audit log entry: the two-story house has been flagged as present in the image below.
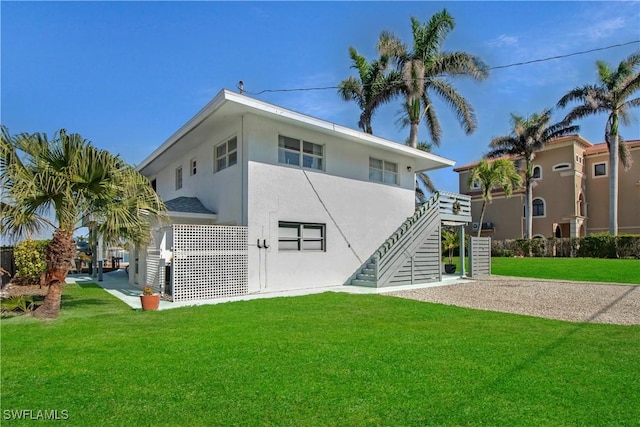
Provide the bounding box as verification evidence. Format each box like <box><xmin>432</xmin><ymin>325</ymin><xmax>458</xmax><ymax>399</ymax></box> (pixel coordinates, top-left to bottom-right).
<box><xmin>454</xmin><ymin>135</ymin><xmax>640</xmax><ymax>240</ymax></box>
<box><xmin>130</xmin><ymin>89</ymin><xmax>471</xmax><ymax>302</ymax></box>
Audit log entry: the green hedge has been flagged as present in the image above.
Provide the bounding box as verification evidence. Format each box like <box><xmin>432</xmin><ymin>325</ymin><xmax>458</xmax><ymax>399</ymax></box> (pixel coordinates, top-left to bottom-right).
<box><xmin>491</xmin><ymin>234</ymin><xmax>640</xmax><ymax>259</ymax></box>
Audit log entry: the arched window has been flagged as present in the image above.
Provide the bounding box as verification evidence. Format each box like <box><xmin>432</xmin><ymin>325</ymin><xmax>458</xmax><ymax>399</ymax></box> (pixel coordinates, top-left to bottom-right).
<box><xmin>532</xmin><ymin>165</ymin><xmax>542</xmax><ymax>179</ymax></box>
<box><xmin>532</xmin><ymin>198</ymin><xmax>545</xmax><ymax>217</ymax></box>
<box><xmin>577</xmin><ymin>193</ymin><xmax>584</xmax><ymax>217</ymax></box>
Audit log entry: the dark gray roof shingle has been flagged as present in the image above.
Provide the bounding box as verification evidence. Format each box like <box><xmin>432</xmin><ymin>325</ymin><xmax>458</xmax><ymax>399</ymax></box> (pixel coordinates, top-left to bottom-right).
<box><xmin>164</xmin><ymin>197</ymin><xmax>216</xmax><ymax>215</ymax></box>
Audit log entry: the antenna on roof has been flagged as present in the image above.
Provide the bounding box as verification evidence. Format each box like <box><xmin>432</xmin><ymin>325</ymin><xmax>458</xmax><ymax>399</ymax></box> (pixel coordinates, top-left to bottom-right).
<box><xmin>237</xmin><ymin>81</ymin><xmax>244</xmax><ymax>94</ymax></box>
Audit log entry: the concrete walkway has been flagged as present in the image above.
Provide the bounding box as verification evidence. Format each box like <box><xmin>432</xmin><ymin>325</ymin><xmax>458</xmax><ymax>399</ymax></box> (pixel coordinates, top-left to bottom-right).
<box><xmin>66</xmin><ymin>269</ymin><xmax>469</xmax><ymax>311</ymax></box>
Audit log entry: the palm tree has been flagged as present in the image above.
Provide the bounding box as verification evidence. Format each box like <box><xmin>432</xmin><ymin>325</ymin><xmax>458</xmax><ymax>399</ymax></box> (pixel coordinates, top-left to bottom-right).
<box><xmin>467</xmin><ymin>159</ymin><xmax>522</xmax><ymax>237</ymax></box>
<box><xmin>486</xmin><ymin>109</ymin><xmax>578</xmax><ymax>239</ymax></box>
<box><xmin>1</xmin><ymin>127</ymin><xmax>166</xmax><ymax>319</ymax></box>
<box><xmin>557</xmin><ymin>52</ymin><xmax>640</xmax><ymax>235</ymax></box>
<box><xmin>411</xmin><ymin>141</ymin><xmax>436</xmax><ymax>203</ymax></box>
<box><xmin>338</xmin><ymin>47</ymin><xmax>400</xmax><ymax>134</ymax></box>
<box><xmin>378</xmin><ymin>10</ymin><xmax>489</xmax><ymax>148</ymax></box>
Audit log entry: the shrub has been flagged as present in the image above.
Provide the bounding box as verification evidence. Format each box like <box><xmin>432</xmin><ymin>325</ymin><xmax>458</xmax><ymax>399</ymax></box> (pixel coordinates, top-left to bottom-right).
<box><xmin>1</xmin><ymin>296</ymin><xmax>35</xmax><ymax>313</ymax></box>
<box><xmin>577</xmin><ymin>234</ymin><xmax>618</xmax><ymax>258</ymax></box>
<box><xmin>491</xmin><ymin>234</ymin><xmax>640</xmax><ymax>258</ymax></box>
<box><xmin>13</xmin><ymin>239</ymin><xmax>49</xmax><ymax>283</ymax></box>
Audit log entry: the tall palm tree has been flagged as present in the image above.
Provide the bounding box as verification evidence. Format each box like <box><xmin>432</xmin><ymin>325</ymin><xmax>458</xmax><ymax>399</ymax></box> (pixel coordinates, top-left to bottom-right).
<box><xmin>338</xmin><ymin>47</ymin><xmax>400</xmax><ymax>134</ymax></box>
<box><xmin>557</xmin><ymin>52</ymin><xmax>640</xmax><ymax>236</ymax></box>
<box><xmin>378</xmin><ymin>10</ymin><xmax>489</xmax><ymax>148</ymax></box>
<box><xmin>411</xmin><ymin>141</ymin><xmax>436</xmax><ymax>204</ymax></box>
<box><xmin>1</xmin><ymin>127</ymin><xmax>166</xmax><ymax>318</ymax></box>
<box><xmin>486</xmin><ymin>109</ymin><xmax>578</xmax><ymax>239</ymax></box>
<box><xmin>467</xmin><ymin>159</ymin><xmax>522</xmax><ymax>237</ymax></box>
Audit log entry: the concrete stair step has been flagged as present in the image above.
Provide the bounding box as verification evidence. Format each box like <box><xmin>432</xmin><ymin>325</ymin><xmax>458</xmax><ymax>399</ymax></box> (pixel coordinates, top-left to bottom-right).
<box><xmin>351</xmin><ymin>279</ymin><xmax>377</xmax><ymax>287</ymax></box>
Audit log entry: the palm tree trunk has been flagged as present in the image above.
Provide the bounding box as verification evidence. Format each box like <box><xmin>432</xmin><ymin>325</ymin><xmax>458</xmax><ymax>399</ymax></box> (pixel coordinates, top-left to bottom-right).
<box><xmin>609</xmin><ymin>129</ymin><xmax>619</xmax><ymax>236</ymax></box>
<box><xmin>409</xmin><ymin>121</ymin><xmax>419</xmax><ymax>148</ymax></box>
<box><xmin>525</xmin><ymin>179</ymin><xmax>533</xmax><ymax>240</ymax></box>
<box><xmin>478</xmin><ymin>200</ymin><xmax>487</xmax><ymax>238</ymax></box>
<box><xmin>33</xmin><ymin>228</ymin><xmax>76</xmax><ymax>319</ymax></box>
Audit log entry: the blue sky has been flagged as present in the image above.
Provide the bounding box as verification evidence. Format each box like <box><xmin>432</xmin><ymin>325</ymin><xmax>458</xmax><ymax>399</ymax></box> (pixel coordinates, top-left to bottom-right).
<box><xmin>2</xmin><ymin>1</ymin><xmax>639</xmax><ymax>195</ymax></box>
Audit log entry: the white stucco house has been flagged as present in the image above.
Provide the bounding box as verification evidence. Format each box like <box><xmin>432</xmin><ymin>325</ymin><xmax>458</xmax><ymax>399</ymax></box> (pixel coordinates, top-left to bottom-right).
<box><xmin>130</xmin><ymin>89</ymin><xmax>472</xmax><ymax>302</ymax></box>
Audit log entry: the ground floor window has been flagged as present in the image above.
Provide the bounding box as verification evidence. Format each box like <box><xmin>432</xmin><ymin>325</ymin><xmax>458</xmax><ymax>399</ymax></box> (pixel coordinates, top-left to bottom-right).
<box><xmin>278</xmin><ymin>222</ymin><xmax>326</xmax><ymax>251</ymax></box>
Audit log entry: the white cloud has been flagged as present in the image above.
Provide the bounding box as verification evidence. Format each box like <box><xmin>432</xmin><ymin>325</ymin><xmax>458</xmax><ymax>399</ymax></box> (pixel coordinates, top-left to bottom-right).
<box><xmin>577</xmin><ymin>17</ymin><xmax>627</xmax><ymax>42</ymax></box>
<box><xmin>486</xmin><ymin>34</ymin><xmax>519</xmax><ymax>48</ymax></box>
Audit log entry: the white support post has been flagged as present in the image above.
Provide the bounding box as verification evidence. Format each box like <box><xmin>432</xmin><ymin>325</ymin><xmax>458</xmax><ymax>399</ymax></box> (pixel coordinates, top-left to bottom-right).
<box><xmin>459</xmin><ymin>225</ymin><xmax>466</xmax><ymax>278</ymax></box>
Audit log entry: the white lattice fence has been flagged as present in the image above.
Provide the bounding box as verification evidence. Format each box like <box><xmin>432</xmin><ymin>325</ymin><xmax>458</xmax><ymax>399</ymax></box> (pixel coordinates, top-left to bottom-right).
<box><xmin>172</xmin><ymin>224</ymin><xmax>248</xmax><ymax>302</ymax></box>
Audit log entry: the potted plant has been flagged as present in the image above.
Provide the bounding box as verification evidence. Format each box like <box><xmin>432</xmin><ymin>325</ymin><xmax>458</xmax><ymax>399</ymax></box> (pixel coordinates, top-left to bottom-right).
<box><xmin>140</xmin><ymin>286</ymin><xmax>160</xmax><ymax>311</ymax></box>
<box><xmin>442</xmin><ymin>228</ymin><xmax>459</xmax><ymax>274</ymax></box>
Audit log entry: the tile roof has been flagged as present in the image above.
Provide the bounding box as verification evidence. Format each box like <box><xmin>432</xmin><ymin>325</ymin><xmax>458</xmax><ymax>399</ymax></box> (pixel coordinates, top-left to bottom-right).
<box><xmin>164</xmin><ymin>197</ymin><xmax>216</xmax><ymax>215</ymax></box>
<box><xmin>585</xmin><ymin>140</ymin><xmax>640</xmax><ymax>155</ymax></box>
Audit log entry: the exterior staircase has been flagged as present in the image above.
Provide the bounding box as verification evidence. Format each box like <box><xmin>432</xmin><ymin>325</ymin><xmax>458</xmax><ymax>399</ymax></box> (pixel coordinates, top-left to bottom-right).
<box><xmin>349</xmin><ymin>191</ymin><xmax>471</xmax><ymax>288</ymax></box>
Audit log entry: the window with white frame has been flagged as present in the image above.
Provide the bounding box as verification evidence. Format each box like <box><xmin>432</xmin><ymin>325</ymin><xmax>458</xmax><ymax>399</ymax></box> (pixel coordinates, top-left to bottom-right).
<box><xmin>369</xmin><ymin>157</ymin><xmax>398</xmax><ymax>185</ymax></box>
<box><xmin>593</xmin><ymin>162</ymin><xmax>607</xmax><ymax>177</ymax></box>
<box><xmin>471</xmin><ymin>179</ymin><xmax>481</xmax><ymax>190</ymax></box>
<box><xmin>532</xmin><ymin>198</ymin><xmax>545</xmax><ymax>217</ymax></box>
<box><xmin>215</xmin><ymin>136</ymin><xmax>238</xmax><ymax>172</ymax></box>
<box><xmin>278</xmin><ymin>222</ymin><xmax>326</xmax><ymax>251</ymax></box>
<box><xmin>175</xmin><ymin>166</ymin><xmax>183</xmax><ymax>190</ymax></box>
<box><xmin>190</xmin><ymin>158</ymin><xmax>197</xmax><ymax>175</ymax></box>
<box><xmin>278</xmin><ymin>135</ymin><xmax>323</xmax><ymax>170</ymax></box>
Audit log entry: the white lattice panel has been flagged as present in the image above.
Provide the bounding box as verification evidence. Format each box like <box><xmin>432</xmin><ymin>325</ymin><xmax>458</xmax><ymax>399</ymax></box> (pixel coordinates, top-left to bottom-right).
<box><xmin>172</xmin><ymin>225</ymin><xmax>248</xmax><ymax>302</ymax></box>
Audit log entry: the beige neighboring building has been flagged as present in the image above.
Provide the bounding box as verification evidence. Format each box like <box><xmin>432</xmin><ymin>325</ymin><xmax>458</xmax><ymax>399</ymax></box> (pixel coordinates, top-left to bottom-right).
<box><xmin>454</xmin><ymin>135</ymin><xmax>640</xmax><ymax>239</ymax></box>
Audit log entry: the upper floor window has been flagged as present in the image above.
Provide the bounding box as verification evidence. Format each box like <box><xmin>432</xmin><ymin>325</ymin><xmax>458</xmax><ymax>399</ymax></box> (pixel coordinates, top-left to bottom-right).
<box><xmin>190</xmin><ymin>158</ymin><xmax>197</xmax><ymax>175</ymax></box>
<box><xmin>215</xmin><ymin>136</ymin><xmax>238</xmax><ymax>173</ymax></box>
<box><xmin>369</xmin><ymin>158</ymin><xmax>398</xmax><ymax>185</ymax></box>
<box><xmin>532</xmin><ymin>198</ymin><xmax>545</xmax><ymax>217</ymax></box>
<box><xmin>278</xmin><ymin>221</ymin><xmax>326</xmax><ymax>252</ymax></box>
<box><xmin>151</xmin><ymin>179</ymin><xmax>157</xmax><ymax>192</ymax></box>
<box><xmin>593</xmin><ymin>162</ymin><xmax>607</xmax><ymax>178</ymax></box>
<box><xmin>175</xmin><ymin>166</ymin><xmax>183</xmax><ymax>190</ymax></box>
<box><xmin>471</xmin><ymin>179</ymin><xmax>481</xmax><ymax>190</ymax></box>
<box><xmin>532</xmin><ymin>165</ymin><xmax>542</xmax><ymax>179</ymax></box>
<box><xmin>278</xmin><ymin>135</ymin><xmax>323</xmax><ymax>170</ymax></box>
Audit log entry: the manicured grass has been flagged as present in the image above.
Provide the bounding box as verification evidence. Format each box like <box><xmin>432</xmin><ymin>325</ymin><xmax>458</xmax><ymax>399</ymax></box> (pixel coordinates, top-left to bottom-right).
<box><xmin>2</xmin><ymin>284</ymin><xmax>639</xmax><ymax>425</ymax></box>
<box><xmin>446</xmin><ymin>256</ymin><xmax>639</xmax><ymax>284</ymax></box>
<box><xmin>491</xmin><ymin>257</ymin><xmax>640</xmax><ymax>284</ymax></box>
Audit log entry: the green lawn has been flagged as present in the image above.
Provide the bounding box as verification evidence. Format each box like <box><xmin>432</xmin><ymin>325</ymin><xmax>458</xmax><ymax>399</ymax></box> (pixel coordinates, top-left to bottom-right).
<box><xmin>447</xmin><ymin>256</ymin><xmax>640</xmax><ymax>285</ymax></box>
<box><xmin>492</xmin><ymin>257</ymin><xmax>640</xmax><ymax>284</ymax></box>
<box><xmin>2</xmin><ymin>283</ymin><xmax>639</xmax><ymax>425</ymax></box>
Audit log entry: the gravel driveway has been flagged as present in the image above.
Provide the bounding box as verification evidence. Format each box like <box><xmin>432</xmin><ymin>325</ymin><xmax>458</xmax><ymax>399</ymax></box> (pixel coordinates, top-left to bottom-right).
<box><xmin>386</xmin><ymin>275</ymin><xmax>640</xmax><ymax>325</ymax></box>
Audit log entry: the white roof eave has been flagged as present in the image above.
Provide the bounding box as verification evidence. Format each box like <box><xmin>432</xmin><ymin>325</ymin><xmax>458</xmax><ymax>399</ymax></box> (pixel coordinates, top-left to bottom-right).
<box><xmin>138</xmin><ymin>89</ymin><xmax>456</xmax><ymax>174</ymax></box>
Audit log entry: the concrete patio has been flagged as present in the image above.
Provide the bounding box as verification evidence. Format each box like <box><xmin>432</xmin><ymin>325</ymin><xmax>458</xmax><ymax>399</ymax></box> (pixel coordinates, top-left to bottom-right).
<box><xmin>66</xmin><ymin>269</ymin><xmax>469</xmax><ymax>311</ymax></box>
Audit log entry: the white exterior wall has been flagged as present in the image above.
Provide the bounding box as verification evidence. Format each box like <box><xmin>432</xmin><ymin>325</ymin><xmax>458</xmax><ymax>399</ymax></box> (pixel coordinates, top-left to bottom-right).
<box><xmin>247</xmin><ymin>162</ymin><xmax>415</xmax><ymax>291</ymax></box>
<box><xmin>149</xmin><ymin>116</ymin><xmax>244</xmax><ymax>226</ymax></box>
